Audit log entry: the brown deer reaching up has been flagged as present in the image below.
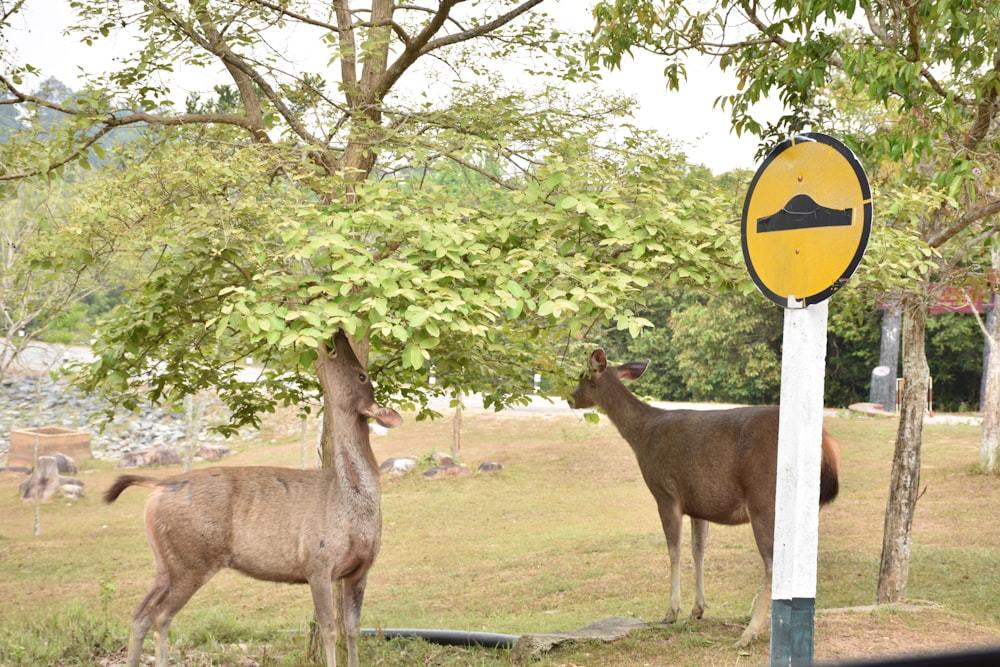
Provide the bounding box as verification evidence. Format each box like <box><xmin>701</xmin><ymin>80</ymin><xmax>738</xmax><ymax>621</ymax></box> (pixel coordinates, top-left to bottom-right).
<box><xmin>104</xmin><ymin>331</ymin><xmax>402</xmax><ymax>667</ymax></box>
<box><xmin>568</xmin><ymin>348</ymin><xmax>840</xmax><ymax>647</ymax></box>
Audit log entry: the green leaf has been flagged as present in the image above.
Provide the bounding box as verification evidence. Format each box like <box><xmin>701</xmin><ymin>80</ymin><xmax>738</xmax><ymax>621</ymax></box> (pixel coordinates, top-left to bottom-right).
<box><xmin>403</xmin><ymin>343</ymin><xmax>425</xmax><ymax>370</ymax></box>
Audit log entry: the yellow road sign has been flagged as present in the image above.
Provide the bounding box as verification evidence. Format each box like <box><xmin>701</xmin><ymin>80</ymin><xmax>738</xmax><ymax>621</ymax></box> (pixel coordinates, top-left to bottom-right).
<box><xmin>742</xmin><ymin>133</ymin><xmax>872</xmax><ymax>308</ymax></box>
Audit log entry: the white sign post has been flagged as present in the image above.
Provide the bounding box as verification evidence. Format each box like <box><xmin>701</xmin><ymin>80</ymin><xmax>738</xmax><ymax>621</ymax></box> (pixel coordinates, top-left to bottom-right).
<box><xmin>742</xmin><ymin>133</ymin><xmax>871</xmax><ymax>666</ymax></box>
<box><xmin>771</xmin><ymin>299</ymin><xmax>828</xmax><ymax>665</ymax></box>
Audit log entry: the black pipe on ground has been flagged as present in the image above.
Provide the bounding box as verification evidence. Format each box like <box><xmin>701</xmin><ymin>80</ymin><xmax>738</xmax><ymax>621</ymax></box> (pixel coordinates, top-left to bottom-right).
<box><xmin>361</xmin><ymin>628</ymin><xmax>520</xmax><ymax>649</ymax></box>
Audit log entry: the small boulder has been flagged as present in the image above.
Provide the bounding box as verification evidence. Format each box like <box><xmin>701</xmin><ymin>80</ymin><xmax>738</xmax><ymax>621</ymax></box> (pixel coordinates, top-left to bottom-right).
<box><xmin>197</xmin><ymin>444</ymin><xmax>230</xmax><ymax>461</ymax></box>
<box><xmin>18</xmin><ymin>456</ymin><xmax>85</xmax><ymax>502</ymax></box>
<box><xmin>379</xmin><ymin>457</ymin><xmax>418</xmax><ymax>478</ymax></box>
<box><xmin>52</xmin><ymin>453</ymin><xmax>78</xmax><ymax>474</ymax></box>
<box><xmin>477</xmin><ymin>461</ymin><xmax>503</xmax><ymax>473</ymax></box>
<box><xmin>117</xmin><ymin>447</ymin><xmax>182</xmax><ymax>469</ymax></box>
<box><xmin>431</xmin><ymin>452</ymin><xmax>456</xmax><ymax>466</ymax></box>
<box><xmin>511</xmin><ymin>616</ymin><xmax>649</xmax><ymax>662</ymax></box>
<box><xmin>58</xmin><ymin>479</ymin><xmax>86</xmax><ymax>500</ymax></box>
<box><xmin>422</xmin><ymin>463</ymin><xmax>471</xmax><ymax>480</ymax></box>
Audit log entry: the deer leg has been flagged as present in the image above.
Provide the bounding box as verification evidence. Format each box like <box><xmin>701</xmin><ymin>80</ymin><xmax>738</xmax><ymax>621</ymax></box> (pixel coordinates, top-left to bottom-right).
<box><xmin>341</xmin><ymin>574</ymin><xmax>368</xmax><ymax>667</ymax></box>
<box><xmin>125</xmin><ymin>616</ymin><xmax>151</xmax><ymax>667</ymax></box>
<box><xmin>127</xmin><ymin>568</ymin><xmax>209</xmax><ymax>667</ymax></box>
<box><xmin>737</xmin><ymin>560</ymin><xmax>772</xmax><ymax>647</ymax></box>
<box><xmin>656</xmin><ymin>502</ymin><xmax>684</xmax><ymax>624</ymax></box>
<box><xmin>690</xmin><ymin>517</ymin><xmax>709</xmax><ymax>620</ymax></box>
<box><xmin>308</xmin><ymin>576</ymin><xmax>338</xmax><ymax>667</ymax></box>
<box><xmin>125</xmin><ymin>579</ymin><xmax>165</xmax><ymax>667</ymax></box>
<box><xmin>156</xmin><ymin>572</ymin><xmax>215</xmax><ymax>667</ymax></box>
<box><xmin>739</xmin><ymin>512</ymin><xmax>775</xmax><ymax>647</ymax></box>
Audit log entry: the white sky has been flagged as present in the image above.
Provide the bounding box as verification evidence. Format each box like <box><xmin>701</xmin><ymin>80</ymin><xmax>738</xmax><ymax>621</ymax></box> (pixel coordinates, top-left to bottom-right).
<box><xmin>3</xmin><ymin>0</ymin><xmax>781</xmax><ymax>174</ymax></box>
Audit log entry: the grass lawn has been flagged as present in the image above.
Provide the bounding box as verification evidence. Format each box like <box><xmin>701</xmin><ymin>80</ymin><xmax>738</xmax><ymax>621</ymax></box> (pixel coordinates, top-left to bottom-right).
<box><xmin>1</xmin><ymin>406</ymin><xmax>998</xmax><ymax>666</ymax></box>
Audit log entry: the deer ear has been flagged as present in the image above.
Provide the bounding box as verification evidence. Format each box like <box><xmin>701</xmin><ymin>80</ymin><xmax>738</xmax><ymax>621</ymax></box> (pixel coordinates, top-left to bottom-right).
<box><xmin>590</xmin><ymin>349</ymin><xmax>608</xmax><ymax>374</ymax></box>
<box><xmin>618</xmin><ymin>360</ymin><xmax>650</xmax><ymax>381</ymax></box>
<box><xmin>366</xmin><ymin>404</ymin><xmax>403</xmax><ymax>429</ymax></box>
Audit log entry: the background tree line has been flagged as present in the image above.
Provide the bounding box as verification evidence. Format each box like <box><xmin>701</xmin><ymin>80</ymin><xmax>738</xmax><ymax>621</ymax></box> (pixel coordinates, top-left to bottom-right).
<box><xmin>590</xmin><ymin>288</ymin><xmax>986</xmax><ymax>413</ymax></box>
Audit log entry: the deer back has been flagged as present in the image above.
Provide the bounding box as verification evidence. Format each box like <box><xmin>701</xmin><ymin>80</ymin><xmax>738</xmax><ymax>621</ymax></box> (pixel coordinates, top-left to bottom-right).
<box><xmin>636</xmin><ymin>406</ymin><xmax>780</xmax><ymax>522</ymax></box>
<box><xmin>139</xmin><ymin>466</ymin><xmax>367</xmax><ymax>583</ymax></box>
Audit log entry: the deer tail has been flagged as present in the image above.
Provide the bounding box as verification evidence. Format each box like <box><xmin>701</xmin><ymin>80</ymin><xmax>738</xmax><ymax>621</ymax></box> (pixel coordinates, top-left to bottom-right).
<box><xmin>103</xmin><ymin>474</ymin><xmax>157</xmax><ymax>504</ymax></box>
<box><xmin>819</xmin><ymin>431</ymin><xmax>841</xmax><ymax>506</ymax></box>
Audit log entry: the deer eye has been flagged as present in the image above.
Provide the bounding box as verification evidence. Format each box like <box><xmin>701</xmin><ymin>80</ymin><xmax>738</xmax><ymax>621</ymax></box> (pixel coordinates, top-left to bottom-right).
<box><xmin>358</xmin><ymin>373</ymin><xmax>367</xmax><ymax>383</ymax></box>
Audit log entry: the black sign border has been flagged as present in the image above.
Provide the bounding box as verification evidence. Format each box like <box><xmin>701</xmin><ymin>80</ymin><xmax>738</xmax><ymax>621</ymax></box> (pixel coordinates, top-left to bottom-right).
<box><xmin>741</xmin><ymin>132</ymin><xmax>873</xmax><ymax>308</ymax></box>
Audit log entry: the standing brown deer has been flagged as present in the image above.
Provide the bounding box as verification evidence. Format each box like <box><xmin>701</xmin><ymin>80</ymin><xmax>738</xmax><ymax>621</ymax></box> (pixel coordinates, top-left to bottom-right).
<box><xmin>104</xmin><ymin>331</ymin><xmax>402</xmax><ymax>667</ymax></box>
<box><xmin>568</xmin><ymin>348</ymin><xmax>840</xmax><ymax>646</ymax></box>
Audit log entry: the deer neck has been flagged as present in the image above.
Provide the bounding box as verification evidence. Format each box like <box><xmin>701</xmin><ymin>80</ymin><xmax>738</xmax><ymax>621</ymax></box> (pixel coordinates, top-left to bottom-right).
<box><xmin>598</xmin><ymin>377</ymin><xmax>660</xmax><ymax>452</ymax></box>
<box><xmin>331</xmin><ymin>412</ymin><xmax>382</xmax><ymax>514</ymax></box>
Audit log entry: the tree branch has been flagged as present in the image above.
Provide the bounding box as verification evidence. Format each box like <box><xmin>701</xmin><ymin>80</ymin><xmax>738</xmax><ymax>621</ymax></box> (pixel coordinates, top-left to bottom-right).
<box><xmin>186</xmin><ymin>0</ymin><xmax>269</xmax><ymax>143</ymax></box>
<box><xmin>964</xmin><ymin>30</ymin><xmax>1000</xmax><ymax>152</ymax></box>
<box><xmin>926</xmin><ymin>198</ymin><xmax>1000</xmax><ymax>248</ymax></box>
<box><xmin>0</xmin><ymin>74</ymin><xmax>276</xmax><ymax>179</ymax></box>
<box><xmin>366</xmin><ymin>0</ymin><xmax>547</xmax><ymax>110</ymax></box>
<box><xmin>334</xmin><ymin>0</ymin><xmax>361</xmax><ymax>108</ymax></box>
<box><xmin>149</xmin><ymin>0</ymin><xmax>331</xmax><ymax>150</ymax></box>
<box><xmin>1</xmin><ymin>0</ymin><xmax>26</xmax><ymax>26</ymax></box>
<box><xmin>251</xmin><ymin>0</ymin><xmax>337</xmax><ymax>32</ymax></box>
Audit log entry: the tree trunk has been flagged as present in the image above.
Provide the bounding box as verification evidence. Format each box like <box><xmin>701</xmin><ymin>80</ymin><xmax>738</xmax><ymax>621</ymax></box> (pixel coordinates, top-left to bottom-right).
<box><xmin>871</xmin><ymin>298</ymin><xmax>902</xmax><ymax>411</ymax></box>
<box><xmin>452</xmin><ymin>402</ymin><xmax>463</xmax><ymax>459</ymax></box>
<box><xmin>981</xmin><ymin>248</ymin><xmax>1000</xmax><ymax>474</ymax></box>
<box><xmin>876</xmin><ymin>293</ymin><xmax>929</xmax><ymax>603</ymax></box>
<box><xmin>183</xmin><ymin>393</ymin><xmax>205</xmax><ymax>473</ymax></box>
<box><xmin>979</xmin><ymin>295</ymin><xmax>995</xmax><ymax>412</ymax></box>
<box><xmin>982</xmin><ymin>321</ymin><xmax>1000</xmax><ymax>473</ymax></box>
<box><xmin>300</xmin><ymin>414</ymin><xmax>309</xmax><ymax>470</ymax></box>
<box><xmin>319</xmin><ymin>379</ymin><xmax>337</xmax><ymax>474</ymax></box>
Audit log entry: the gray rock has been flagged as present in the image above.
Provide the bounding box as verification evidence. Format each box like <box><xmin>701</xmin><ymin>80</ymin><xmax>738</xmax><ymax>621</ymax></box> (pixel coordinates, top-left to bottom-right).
<box><xmin>117</xmin><ymin>447</ymin><xmax>183</xmax><ymax>469</ymax></box>
<box><xmin>379</xmin><ymin>457</ymin><xmax>417</xmax><ymax>477</ymax></box>
<box><xmin>421</xmin><ymin>463</ymin><xmax>471</xmax><ymax>480</ymax></box>
<box><xmin>510</xmin><ymin>616</ymin><xmax>650</xmax><ymax>663</ymax></box>
<box><xmin>18</xmin><ymin>456</ymin><xmax>85</xmax><ymax>503</ymax></box>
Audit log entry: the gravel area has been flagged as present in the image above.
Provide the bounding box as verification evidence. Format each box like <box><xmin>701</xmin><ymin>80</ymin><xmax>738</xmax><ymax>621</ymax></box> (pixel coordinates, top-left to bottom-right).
<box><xmin>0</xmin><ymin>372</ymin><xmax>237</xmax><ymax>465</ymax></box>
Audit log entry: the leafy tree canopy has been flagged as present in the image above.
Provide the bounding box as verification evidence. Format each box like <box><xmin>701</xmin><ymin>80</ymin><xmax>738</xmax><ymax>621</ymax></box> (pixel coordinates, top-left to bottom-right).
<box><xmin>51</xmin><ymin>120</ymin><xmax>741</xmax><ymax>430</ymax></box>
<box><xmin>0</xmin><ymin>2</ymin><xmax>740</xmax><ymax>431</ymax></box>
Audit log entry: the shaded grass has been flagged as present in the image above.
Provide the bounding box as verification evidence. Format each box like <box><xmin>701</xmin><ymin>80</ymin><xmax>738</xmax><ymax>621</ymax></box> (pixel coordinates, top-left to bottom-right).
<box><xmin>1</xmin><ymin>409</ymin><xmax>999</xmax><ymax>665</ymax></box>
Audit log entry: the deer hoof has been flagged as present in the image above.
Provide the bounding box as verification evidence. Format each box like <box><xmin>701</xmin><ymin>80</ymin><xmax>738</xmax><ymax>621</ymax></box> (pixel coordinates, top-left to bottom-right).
<box><xmin>689</xmin><ymin>606</ymin><xmax>705</xmax><ymax>620</ymax></box>
<box><xmin>659</xmin><ymin>610</ymin><xmax>680</xmax><ymax>625</ymax></box>
<box><xmin>734</xmin><ymin>628</ymin><xmax>757</xmax><ymax>648</ymax></box>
